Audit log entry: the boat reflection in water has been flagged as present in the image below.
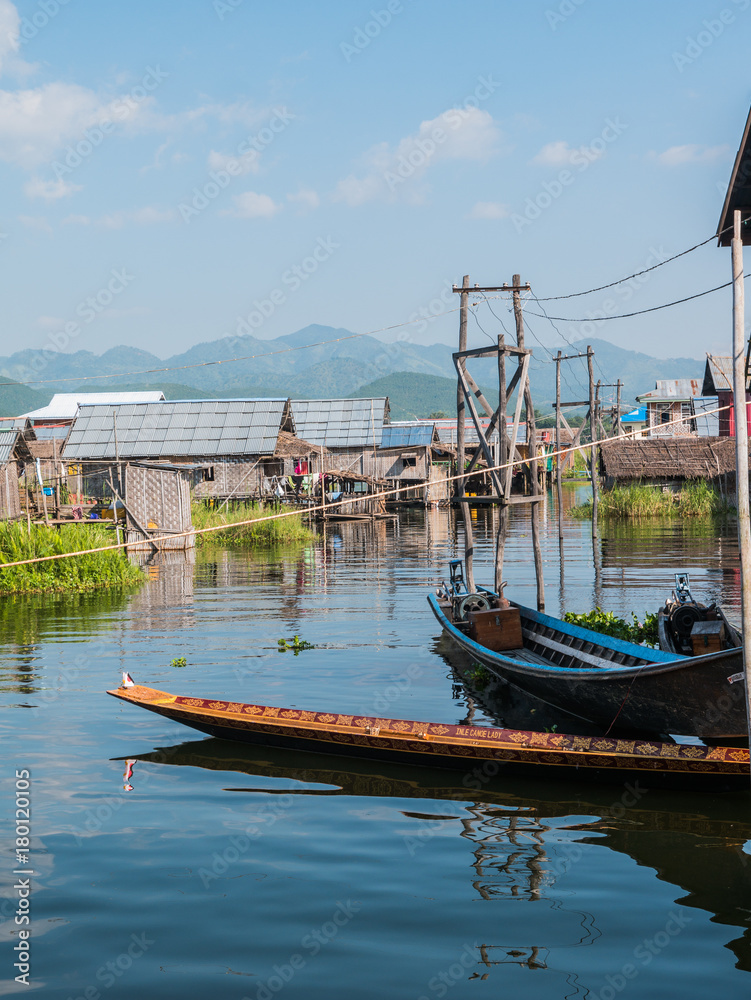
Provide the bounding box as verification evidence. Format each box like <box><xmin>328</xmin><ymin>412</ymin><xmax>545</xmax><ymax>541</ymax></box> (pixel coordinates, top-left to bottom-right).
<box><xmin>118</xmin><ymin>736</ymin><xmax>751</xmax><ymax>976</ymax></box>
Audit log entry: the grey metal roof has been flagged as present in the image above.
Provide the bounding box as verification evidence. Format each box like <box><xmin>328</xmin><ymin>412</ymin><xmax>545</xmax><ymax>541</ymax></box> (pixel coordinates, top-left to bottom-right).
<box><xmin>381</xmin><ymin>422</ymin><xmax>435</xmax><ymax>448</ymax></box>
<box><xmin>63</xmin><ymin>399</ymin><xmax>291</xmax><ymax>460</ymax></box>
<box><xmin>0</xmin><ymin>429</ymin><xmax>19</xmax><ymax>465</ymax></box>
<box><xmin>292</xmin><ymin>398</ymin><xmax>388</xmax><ymax>448</ymax></box>
<box><xmin>703</xmin><ymin>355</ymin><xmax>733</xmax><ymax>394</ymax></box>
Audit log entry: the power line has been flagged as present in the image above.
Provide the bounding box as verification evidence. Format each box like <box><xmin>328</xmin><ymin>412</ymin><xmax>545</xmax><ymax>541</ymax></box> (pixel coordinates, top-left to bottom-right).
<box><xmin>534</xmin><ymin>226</ymin><xmax>731</xmax><ymax>302</ymax></box>
<box><xmin>526</xmin><ymin>275</ymin><xmax>746</xmax><ymax>323</ymax></box>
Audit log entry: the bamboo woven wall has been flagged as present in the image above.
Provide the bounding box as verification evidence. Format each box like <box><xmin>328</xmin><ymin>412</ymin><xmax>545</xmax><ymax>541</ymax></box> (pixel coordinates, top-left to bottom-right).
<box><xmin>124</xmin><ymin>465</ymin><xmax>193</xmax><ymax>550</ymax></box>
<box><xmin>0</xmin><ymin>462</ymin><xmax>21</xmax><ymax>520</ymax></box>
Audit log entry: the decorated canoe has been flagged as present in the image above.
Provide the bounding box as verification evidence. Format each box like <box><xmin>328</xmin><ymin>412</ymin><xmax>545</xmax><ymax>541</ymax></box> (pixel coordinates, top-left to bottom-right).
<box><xmin>107</xmin><ymin>679</ymin><xmax>750</xmax><ymax>790</ymax></box>
<box><xmin>429</xmin><ymin>562</ymin><xmax>747</xmax><ymax>739</ymax></box>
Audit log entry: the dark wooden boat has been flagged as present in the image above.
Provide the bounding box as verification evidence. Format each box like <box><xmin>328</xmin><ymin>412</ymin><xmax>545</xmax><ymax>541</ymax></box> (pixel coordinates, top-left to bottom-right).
<box><xmin>658</xmin><ymin>572</ymin><xmax>742</xmax><ymax>655</ymax></box>
<box><xmin>428</xmin><ymin>561</ymin><xmax>747</xmax><ymax>740</ymax></box>
<box><xmin>107</xmin><ymin>679</ymin><xmax>750</xmax><ymax>790</ymax></box>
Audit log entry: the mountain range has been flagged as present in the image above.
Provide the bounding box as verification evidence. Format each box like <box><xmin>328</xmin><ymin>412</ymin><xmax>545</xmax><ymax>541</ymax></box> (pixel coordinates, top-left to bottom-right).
<box><xmin>0</xmin><ymin>324</ymin><xmax>707</xmax><ymax>420</ymax></box>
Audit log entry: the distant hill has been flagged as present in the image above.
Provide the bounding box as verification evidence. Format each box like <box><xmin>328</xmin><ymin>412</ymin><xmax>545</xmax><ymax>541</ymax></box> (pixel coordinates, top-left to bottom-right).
<box><xmin>349</xmin><ymin>372</ymin><xmax>499</xmax><ymax>421</ymax></box>
<box><xmin>0</xmin><ymin>379</ymin><xmax>50</xmax><ymax>419</ymax></box>
<box><xmin>0</xmin><ymin>325</ymin><xmax>708</xmax><ymax>418</ymax></box>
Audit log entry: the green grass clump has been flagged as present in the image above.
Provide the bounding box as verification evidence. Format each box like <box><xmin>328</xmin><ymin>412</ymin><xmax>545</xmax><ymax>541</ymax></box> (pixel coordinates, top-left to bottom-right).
<box><xmin>570</xmin><ymin>481</ymin><xmax>727</xmax><ymax>519</ymax></box>
<box><xmin>563</xmin><ymin>608</ymin><xmax>659</xmax><ymax>646</ymax></box>
<box><xmin>192</xmin><ymin>502</ymin><xmax>316</xmax><ymax>547</ymax></box>
<box><xmin>0</xmin><ymin>522</ymin><xmax>144</xmax><ymax>595</ymax></box>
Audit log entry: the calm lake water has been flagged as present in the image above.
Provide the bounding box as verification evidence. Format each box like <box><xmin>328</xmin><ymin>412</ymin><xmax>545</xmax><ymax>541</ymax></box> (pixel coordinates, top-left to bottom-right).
<box><xmin>1</xmin><ymin>487</ymin><xmax>750</xmax><ymax>999</ymax></box>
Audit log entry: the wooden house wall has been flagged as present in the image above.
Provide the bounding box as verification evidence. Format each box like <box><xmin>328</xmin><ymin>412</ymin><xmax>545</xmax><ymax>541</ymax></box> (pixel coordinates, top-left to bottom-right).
<box><xmin>717</xmin><ymin>389</ymin><xmax>751</xmax><ymax>438</ymax></box>
<box><xmin>364</xmin><ymin>447</ymin><xmax>431</xmax><ymax>481</ymax></box>
<box><xmin>124</xmin><ymin>465</ymin><xmax>193</xmax><ymax>551</ymax></box>
<box><xmin>0</xmin><ymin>461</ymin><xmax>21</xmax><ymax>520</ymax></box>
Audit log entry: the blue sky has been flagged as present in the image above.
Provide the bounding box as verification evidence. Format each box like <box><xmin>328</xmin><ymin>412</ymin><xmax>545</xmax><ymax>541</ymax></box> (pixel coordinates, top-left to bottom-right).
<box><xmin>2</xmin><ymin>0</ymin><xmax>750</xmax><ymax>372</ymax></box>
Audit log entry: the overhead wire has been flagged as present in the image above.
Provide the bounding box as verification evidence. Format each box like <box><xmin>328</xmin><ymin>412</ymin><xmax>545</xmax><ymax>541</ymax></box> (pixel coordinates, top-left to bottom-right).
<box><xmin>534</xmin><ymin>226</ymin><xmax>731</xmax><ymax>301</ymax></box>
<box><xmin>526</xmin><ymin>275</ymin><xmax>747</xmax><ymax>323</ymax></box>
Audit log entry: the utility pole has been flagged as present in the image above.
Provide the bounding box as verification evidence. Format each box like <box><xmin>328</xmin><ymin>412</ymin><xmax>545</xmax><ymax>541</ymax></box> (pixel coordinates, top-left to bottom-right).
<box><xmin>616</xmin><ymin>380</ymin><xmax>623</xmax><ymax>437</ymax></box>
<box><xmin>513</xmin><ymin>274</ymin><xmax>544</xmax><ymax>611</ymax></box>
<box><xmin>730</xmin><ymin>209</ymin><xmax>751</xmax><ymax>762</ymax></box>
<box><xmin>587</xmin><ymin>346</ymin><xmax>598</xmax><ymax>541</ymax></box>
<box><xmin>456</xmin><ymin>275</ymin><xmax>475</xmax><ymax>592</ymax></box>
<box><xmin>555</xmin><ymin>350</ymin><xmax>564</xmax><ymax>541</ymax></box>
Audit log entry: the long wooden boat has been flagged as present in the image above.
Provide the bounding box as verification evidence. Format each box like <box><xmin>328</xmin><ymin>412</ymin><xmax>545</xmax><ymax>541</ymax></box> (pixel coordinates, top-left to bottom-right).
<box><xmin>428</xmin><ymin>565</ymin><xmax>747</xmax><ymax>740</ymax></box>
<box><xmin>107</xmin><ymin>679</ymin><xmax>750</xmax><ymax>790</ymax></box>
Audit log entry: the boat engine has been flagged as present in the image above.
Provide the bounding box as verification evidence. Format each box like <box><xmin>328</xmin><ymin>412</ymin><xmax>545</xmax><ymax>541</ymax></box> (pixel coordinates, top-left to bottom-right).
<box><xmin>669</xmin><ymin>602</ymin><xmax>703</xmax><ymax>644</ymax></box>
<box><xmin>455</xmin><ymin>593</ymin><xmax>492</xmax><ymax>621</ymax></box>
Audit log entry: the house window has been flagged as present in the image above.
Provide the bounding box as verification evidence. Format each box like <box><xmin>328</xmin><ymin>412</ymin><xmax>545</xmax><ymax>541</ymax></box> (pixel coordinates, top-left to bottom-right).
<box><xmin>402</xmin><ymin>457</ymin><xmax>417</xmax><ymax>468</ymax></box>
<box><xmin>203</xmin><ymin>466</ymin><xmax>215</xmax><ymax>482</ymax></box>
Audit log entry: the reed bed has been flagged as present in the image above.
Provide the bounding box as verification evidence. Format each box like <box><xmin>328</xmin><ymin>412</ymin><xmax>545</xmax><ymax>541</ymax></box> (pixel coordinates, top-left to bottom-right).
<box><xmin>191</xmin><ymin>502</ymin><xmax>316</xmax><ymax>546</ymax></box>
<box><xmin>570</xmin><ymin>481</ymin><xmax>729</xmax><ymax>519</ymax></box>
<box><xmin>0</xmin><ymin>522</ymin><xmax>144</xmax><ymax>594</ymax></box>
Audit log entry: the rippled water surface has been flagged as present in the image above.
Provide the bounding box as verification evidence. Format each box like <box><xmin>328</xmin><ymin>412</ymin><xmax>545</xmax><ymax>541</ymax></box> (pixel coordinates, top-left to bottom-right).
<box><xmin>1</xmin><ymin>493</ymin><xmax>750</xmax><ymax>999</ymax></box>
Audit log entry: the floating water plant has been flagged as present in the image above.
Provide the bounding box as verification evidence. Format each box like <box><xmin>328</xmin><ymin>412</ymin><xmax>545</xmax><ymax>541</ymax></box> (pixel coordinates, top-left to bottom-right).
<box><xmin>170</xmin><ymin>657</ymin><xmax>187</xmax><ymax>667</ymax></box>
<box><xmin>277</xmin><ymin>635</ymin><xmax>315</xmax><ymax>654</ymax></box>
<box><xmin>563</xmin><ymin>608</ymin><xmax>658</xmax><ymax>646</ymax></box>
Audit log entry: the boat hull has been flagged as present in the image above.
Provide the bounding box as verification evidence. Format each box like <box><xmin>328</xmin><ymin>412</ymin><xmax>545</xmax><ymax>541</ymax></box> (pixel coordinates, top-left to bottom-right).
<box><xmin>428</xmin><ymin>595</ymin><xmax>747</xmax><ymax>739</ymax></box>
<box><xmin>107</xmin><ymin>684</ymin><xmax>750</xmax><ymax>791</ymax></box>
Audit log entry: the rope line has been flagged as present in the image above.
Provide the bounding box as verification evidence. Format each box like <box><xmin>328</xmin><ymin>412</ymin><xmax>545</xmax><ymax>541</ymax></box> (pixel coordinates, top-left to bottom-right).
<box><xmin>0</xmin><ymin>404</ymin><xmax>730</xmax><ymax>570</ymax></box>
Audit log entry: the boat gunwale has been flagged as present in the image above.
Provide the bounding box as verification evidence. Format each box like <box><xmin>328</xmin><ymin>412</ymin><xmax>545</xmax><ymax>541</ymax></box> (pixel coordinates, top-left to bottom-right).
<box><xmin>106</xmin><ymin>684</ymin><xmax>749</xmax><ymax>774</ymax></box>
<box><xmin>428</xmin><ymin>594</ymin><xmax>739</xmax><ymax>679</ymax></box>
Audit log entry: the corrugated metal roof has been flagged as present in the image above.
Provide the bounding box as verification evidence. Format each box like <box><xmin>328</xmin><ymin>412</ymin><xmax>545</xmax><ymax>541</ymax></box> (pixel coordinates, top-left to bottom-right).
<box><xmin>693</xmin><ymin>397</ymin><xmax>720</xmax><ymax>437</ymax></box>
<box><xmin>636</xmin><ymin>379</ymin><xmax>701</xmax><ymax>402</ymax></box>
<box><xmin>33</xmin><ymin>426</ymin><xmax>70</xmax><ymax>441</ymax></box>
<box><xmin>62</xmin><ymin>399</ymin><xmax>290</xmax><ymax>460</ymax></box>
<box><xmin>381</xmin><ymin>422</ymin><xmax>435</xmax><ymax>448</ymax></box>
<box><xmin>19</xmin><ymin>391</ymin><xmax>166</xmax><ymax>422</ymax></box>
<box><xmin>0</xmin><ymin>429</ymin><xmax>19</xmax><ymax>464</ymax></box>
<box><xmin>703</xmin><ymin>355</ymin><xmax>734</xmax><ymax>394</ymax></box>
<box><xmin>621</xmin><ymin>407</ymin><xmax>647</xmax><ymax>423</ymax></box>
<box><xmin>292</xmin><ymin>398</ymin><xmax>388</xmax><ymax>447</ymax></box>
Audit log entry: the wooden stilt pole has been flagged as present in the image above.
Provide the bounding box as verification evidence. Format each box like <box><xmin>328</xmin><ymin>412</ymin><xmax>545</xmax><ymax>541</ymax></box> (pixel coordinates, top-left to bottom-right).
<box><xmin>513</xmin><ymin>274</ymin><xmax>544</xmax><ymax>611</ymax></box>
<box><xmin>555</xmin><ymin>350</ymin><xmax>564</xmax><ymax>541</ymax></box>
<box><xmin>616</xmin><ymin>380</ymin><xmax>622</xmax><ymax>436</ymax></box>
<box><xmin>457</xmin><ymin>274</ymin><xmax>475</xmax><ymax>591</ymax></box>
<box><xmin>495</xmin><ymin>334</ymin><xmax>508</xmax><ymax>595</ymax></box>
<box><xmin>587</xmin><ymin>346</ymin><xmax>598</xmax><ymax>541</ymax></box>
<box><xmin>730</xmin><ymin>209</ymin><xmax>751</xmax><ymax>771</ymax></box>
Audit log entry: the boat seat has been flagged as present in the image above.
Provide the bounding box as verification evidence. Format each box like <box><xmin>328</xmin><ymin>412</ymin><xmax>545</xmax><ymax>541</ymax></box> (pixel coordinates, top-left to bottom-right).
<box><xmin>503</xmin><ymin>646</ymin><xmax>551</xmax><ymax>665</ymax></box>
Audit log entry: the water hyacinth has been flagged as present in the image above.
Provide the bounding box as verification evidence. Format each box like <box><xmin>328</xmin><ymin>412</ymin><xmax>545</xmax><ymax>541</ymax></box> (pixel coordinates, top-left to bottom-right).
<box><xmin>0</xmin><ymin>522</ymin><xmax>144</xmax><ymax>595</ymax></box>
<box><xmin>191</xmin><ymin>502</ymin><xmax>316</xmax><ymax>546</ymax></box>
<box><xmin>570</xmin><ymin>481</ymin><xmax>729</xmax><ymax>519</ymax></box>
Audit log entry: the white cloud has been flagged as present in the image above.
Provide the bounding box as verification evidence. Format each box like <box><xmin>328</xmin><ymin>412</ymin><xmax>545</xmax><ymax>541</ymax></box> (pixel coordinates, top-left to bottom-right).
<box><xmin>24</xmin><ymin>176</ymin><xmax>81</xmax><ymax>200</ymax></box>
<box><xmin>18</xmin><ymin>214</ymin><xmax>51</xmax><ymax>233</ymax></box>
<box><xmin>531</xmin><ymin>139</ymin><xmax>604</xmax><ymax>167</ymax></box>
<box><xmin>287</xmin><ymin>188</ymin><xmax>319</xmax><ymax>212</ymax></box>
<box><xmin>62</xmin><ymin>214</ymin><xmax>90</xmax><ymax>225</ymax></box>
<box><xmin>222</xmin><ymin>191</ymin><xmax>281</xmax><ymax>219</ymax></box>
<box><xmin>37</xmin><ymin>315</ymin><xmax>64</xmax><ymax>329</ymax></box>
<box><xmin>207</xmin><ymin>148</ymin><xmax>258</xmax><ymax>176</ymax></box>
<box><xmin>334</xmin><ymin>106</ymin><xmax>502</xmax><ymax>206</ymax></box>
<box><xmin>653</xmin><ymin>144</ymin><xmax>730</xmax><ymax>167</ymax></box>
<box><xmin>97</xmin><ymin>206</ymin><xmax>176</xmax><ymax>228</ymax></box>
<box><xmin>468</xmin><ymin>200</ymin><xmax>509</xmax><ymax>220</ymax></box>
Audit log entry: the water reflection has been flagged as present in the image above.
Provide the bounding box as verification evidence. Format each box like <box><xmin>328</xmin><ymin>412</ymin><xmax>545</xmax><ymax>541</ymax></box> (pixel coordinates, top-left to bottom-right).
<box><xmin>123</xmin><ymin>738</ymin><xmax>751</xmax><ymax>974</ymax></box>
